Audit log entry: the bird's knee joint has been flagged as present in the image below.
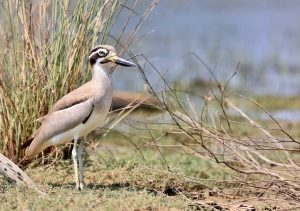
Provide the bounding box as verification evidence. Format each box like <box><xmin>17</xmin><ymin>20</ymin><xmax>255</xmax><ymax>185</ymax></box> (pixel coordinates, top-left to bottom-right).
<box><xmin>72</xmin><ymin>148</ymin><xmax>77</xmax><ymax>158</ymax></box>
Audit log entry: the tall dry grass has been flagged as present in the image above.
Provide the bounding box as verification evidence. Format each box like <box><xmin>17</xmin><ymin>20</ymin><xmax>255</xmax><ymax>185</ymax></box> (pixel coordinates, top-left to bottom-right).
<box><xmin>0</xmin><ymin>0</ymin><xmax>159</xmax><ymax>162</ymax></box>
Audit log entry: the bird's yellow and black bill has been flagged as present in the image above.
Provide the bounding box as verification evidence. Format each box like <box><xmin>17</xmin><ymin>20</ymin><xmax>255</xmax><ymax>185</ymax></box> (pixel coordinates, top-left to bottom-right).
<box><xmin>107</xmin><ymin>54</ymin><xmax>136</xmax><ymax>67</ymax></box>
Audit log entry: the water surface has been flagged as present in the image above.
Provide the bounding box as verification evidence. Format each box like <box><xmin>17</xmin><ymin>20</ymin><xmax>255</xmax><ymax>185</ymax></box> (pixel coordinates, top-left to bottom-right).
<box><xmin>112</xmin><ymin>0</ymin><xmax>300</xmax><ymax>97</ymax></box>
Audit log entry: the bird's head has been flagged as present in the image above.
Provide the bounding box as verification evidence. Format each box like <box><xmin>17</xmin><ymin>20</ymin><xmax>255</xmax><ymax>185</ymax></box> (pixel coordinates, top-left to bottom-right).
<box><xmin>89</xmin><ymin>45</ymin><xmax>136</xmax><ymax>70</ymax></box>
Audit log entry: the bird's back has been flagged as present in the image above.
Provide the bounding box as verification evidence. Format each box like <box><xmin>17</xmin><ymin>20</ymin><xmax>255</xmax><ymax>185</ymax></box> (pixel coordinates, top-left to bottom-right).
<box><xmin>25</xmin><ymin>76</ymin><xmax>112</xmax><ymax>160</ymax></box>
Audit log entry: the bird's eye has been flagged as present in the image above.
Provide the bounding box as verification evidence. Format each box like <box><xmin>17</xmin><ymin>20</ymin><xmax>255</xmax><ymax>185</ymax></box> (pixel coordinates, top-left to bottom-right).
<box><xmin>98</xmin><ymin>51</ymin><xmax>107</xmax><ymax>57</ymax></box>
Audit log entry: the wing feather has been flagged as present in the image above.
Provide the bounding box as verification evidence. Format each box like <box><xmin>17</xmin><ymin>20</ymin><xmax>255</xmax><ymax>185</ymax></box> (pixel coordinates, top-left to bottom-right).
<box><xmin>50</xmin><ymin>83</ymin><xmax>93</xmax><ymax>113</ymax></box>
<box><xmin>23</xmin><ymin>84</ymin><xmax>95</xmax><ymax>151</ymax></box>
<box><xmin>25</xmin><ymin>99</ymin><xmax>94</xmax><ymax>159</ymax></box>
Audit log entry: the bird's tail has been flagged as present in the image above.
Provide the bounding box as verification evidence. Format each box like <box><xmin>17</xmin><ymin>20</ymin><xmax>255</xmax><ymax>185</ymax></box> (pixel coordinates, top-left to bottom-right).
<box><xmin>20</xmin><ymin>137</ymin><xmax>34</xmax><ymax>150</ymax></box>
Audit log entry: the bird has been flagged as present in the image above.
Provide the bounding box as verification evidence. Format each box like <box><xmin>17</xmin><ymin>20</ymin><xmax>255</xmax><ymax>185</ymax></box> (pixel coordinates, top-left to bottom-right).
<box><xmin>22</xmin><ymin>45</ymin><xmax>136</xmax><ymax>190</ymax></box>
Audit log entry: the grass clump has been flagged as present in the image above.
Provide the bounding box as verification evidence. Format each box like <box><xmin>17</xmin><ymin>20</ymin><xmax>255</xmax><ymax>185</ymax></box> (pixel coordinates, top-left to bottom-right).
<box><xmin>0</xmin><ymin>0</ymin><xmax>158</xmax><ymax>162</ymax></box>
<box><xmin>0</xmin><ymin>0</ymin><xmax>118</xmax><ymax>161</ymax></box>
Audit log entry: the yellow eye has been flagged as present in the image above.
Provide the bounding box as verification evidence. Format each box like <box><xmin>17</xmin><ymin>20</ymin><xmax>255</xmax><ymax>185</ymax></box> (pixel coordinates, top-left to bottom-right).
<box><xmin>98</xmin><ymin>51</ymin><xmax>107</xmax><ymax>57</ymax></box>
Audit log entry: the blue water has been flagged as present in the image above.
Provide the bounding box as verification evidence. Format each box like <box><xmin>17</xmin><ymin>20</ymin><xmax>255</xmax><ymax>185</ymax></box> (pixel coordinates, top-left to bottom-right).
<box><xmin>111</xmin><ymin>0</ymin><xmax>300</xmax><ymax>97</ymax></box>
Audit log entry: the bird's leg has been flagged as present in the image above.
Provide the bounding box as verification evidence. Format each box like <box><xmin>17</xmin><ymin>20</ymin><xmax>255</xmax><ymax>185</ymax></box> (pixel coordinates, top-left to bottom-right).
<box><xmin>72</xmin><ymin>137</ymin><xmax>80</xmax><ymax>190</ymax></box>
<box><xmin>78</xmin><ymin>137</ymin><xmax>85</xmax><ymax>190</ymax></box>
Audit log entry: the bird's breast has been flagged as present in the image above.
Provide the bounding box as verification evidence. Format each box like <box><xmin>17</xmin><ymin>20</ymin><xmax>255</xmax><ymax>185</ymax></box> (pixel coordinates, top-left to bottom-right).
<box><xmin>50</xmin><ymin>86</ymin><xmax>113</xmax><ymax>146</ymax></box>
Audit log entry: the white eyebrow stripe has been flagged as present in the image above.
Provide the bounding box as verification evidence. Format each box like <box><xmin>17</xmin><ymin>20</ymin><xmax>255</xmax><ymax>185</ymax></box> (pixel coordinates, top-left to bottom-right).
<box><xmin>89</xmin><ymin>49</ymin><xmax>108</xmax><ymax>58</ymax></box>
<box><xmin>97</xmin><ymin>49</ymin><xmax>108</xmax><ymax>54</ymax></box>
<box><xmin>97</xmin><ymin>48</ymin><xmax>108</xmax><ymax>53</ymax></box>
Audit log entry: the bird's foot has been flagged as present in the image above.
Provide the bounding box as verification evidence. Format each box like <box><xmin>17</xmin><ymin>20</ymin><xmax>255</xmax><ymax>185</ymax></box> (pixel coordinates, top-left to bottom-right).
<box><xmin>79</xmin><ymin>182</ymin><xmax>84</xmax><ymax>190</ymax></box>
<box><xmin>75</xmin><ymin>182</ymin><xmax>84</xmax><ymax>190</ymax></box>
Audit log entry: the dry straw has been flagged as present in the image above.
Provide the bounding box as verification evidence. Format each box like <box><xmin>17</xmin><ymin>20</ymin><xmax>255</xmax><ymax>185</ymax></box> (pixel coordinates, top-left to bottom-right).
<box><xmin>0</xmin><ymin>0</ymin><xmax>159</xmax><ymax>162</ymax></box>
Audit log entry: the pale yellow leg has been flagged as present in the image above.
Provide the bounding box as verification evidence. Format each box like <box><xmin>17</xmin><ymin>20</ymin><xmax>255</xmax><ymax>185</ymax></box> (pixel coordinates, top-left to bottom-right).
<box><xmin>72</xmin><ymin>137</ymin><xmax>80</xmax><ymax>189</ymax></box>
<box><xmin>78</xmin><ymin>137</ymin><xmax>85</xmax><ymax>190</ymax></box>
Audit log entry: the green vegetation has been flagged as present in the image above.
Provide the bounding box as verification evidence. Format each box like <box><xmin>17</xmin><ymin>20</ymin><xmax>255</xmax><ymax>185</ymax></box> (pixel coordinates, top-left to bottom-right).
<box><xmin>0</xmin><ymin>141</ymin><xmax>231</xmax><ymax>210</ymax></box>
<box><xmin>1</xmin><ymin>0</ymin><xmax>300</xmax><ymax>210</ymax></box>
<box><xmin>1</xmin><ymin>137</ymin><xmax>297</xmax><ymax>210</ymax></box>
<box><xmin>253</xmin><ymin>95</ymin><xmax>300</xmax><ymax>111</ymax></box>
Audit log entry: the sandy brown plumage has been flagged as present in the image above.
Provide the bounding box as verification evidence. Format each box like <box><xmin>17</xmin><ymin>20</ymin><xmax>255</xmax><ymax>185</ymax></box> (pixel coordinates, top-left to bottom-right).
<box><xmin>25</xmin><ymin>83</ymin><xmax>101</xmax><ymax>160</ymax></box>
<box><xmin>22</xmin><ymin>91</ymin><xmax>162</xmax><ymax>152</ymax></box>
<box><xmin>21</xmin><ymin>45</ymin><xmax>137</xmax><ymax>190</ymax></box>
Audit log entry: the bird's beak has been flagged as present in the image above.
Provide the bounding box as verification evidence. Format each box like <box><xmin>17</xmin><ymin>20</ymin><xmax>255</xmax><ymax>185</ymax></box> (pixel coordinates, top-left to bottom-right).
<box><xmin>107</xmin><ymin>54</ymin><xmax>136</xmax><ymax>67</ymax></box>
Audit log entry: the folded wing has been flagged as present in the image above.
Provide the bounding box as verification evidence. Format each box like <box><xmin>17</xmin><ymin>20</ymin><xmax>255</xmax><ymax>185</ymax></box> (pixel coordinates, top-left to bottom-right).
<box><xmin>25</xmin><ymin>99</ymin><xmax>94</xmax><ymax>159</ymax></box>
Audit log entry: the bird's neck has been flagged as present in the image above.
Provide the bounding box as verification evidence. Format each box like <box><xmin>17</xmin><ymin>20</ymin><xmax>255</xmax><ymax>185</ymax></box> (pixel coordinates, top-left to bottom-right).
<box><xmin>91</xmin><ymin>63</ymin><xmax>112</xmax><ymax>100</ymax></box>
<box><xmin>91</xmin><ymin>64</ymin><xmax>109</xmax><ymax>81</ymax></box>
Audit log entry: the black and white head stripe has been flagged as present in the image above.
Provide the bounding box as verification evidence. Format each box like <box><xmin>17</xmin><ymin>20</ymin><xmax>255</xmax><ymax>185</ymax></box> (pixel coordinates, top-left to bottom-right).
<box><xmin>89</xmin><ymin>48</ymin><xmax>109</xmax><ymax>59</ymax></box>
